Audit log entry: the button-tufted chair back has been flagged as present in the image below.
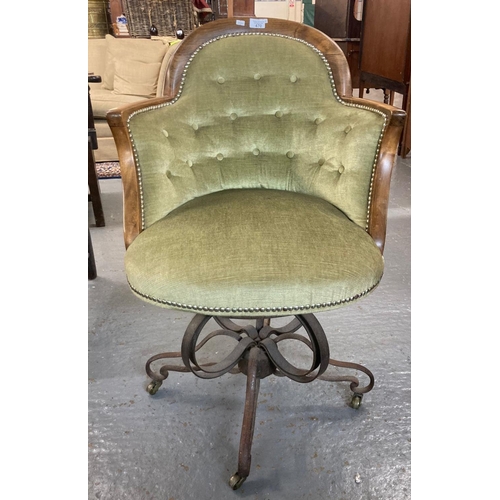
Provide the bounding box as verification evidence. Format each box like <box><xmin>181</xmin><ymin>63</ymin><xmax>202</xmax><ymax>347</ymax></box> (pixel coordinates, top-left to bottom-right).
<box><xmin>108</xmin><ymin>19</ymin><xmax>405</xmax><ymax>251</ymax></box>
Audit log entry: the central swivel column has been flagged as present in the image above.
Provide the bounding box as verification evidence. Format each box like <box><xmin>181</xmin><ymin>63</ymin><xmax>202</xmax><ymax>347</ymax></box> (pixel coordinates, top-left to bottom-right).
<box><xmin>229</xmin><ymin>346</ymin><xmax>270</xmax><ymax>489</ymax></box>
<box><xmin>180</xmin><ymin>314</ymin><xmax>332</xmax><ymax>489</ymax></box>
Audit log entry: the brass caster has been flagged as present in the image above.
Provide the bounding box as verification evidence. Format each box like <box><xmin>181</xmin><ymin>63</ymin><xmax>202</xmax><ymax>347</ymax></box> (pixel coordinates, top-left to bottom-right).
<box><xmin>351</xmin><ymin>394</ymin><xmax>362</xmax><ymax>409</ymax></box>
<box><xmin>147</xmin><ymin>380</ymin><xmax>162</xmax><ymax>395</ymax></box>
<box><xmin>229</xmin><ymin>472</ymin><xmax>246</xmax><ymax>490</ymax></box>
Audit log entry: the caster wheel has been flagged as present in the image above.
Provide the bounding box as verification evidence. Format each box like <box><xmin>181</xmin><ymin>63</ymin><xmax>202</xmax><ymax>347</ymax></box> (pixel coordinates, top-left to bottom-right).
<box><xmin>229</xmin><ymin>472</ymin><xmax>246</xmax><ymax>490</ymax></box>
<box><xmin>351</xmin><ymin>394</ymin><xmax>362</xmax><ymax>409</ymax></box>
<box><xmin>147</xmin><ymin>380</ymin><xmax>162</xmax><ymax>395</ymax></box>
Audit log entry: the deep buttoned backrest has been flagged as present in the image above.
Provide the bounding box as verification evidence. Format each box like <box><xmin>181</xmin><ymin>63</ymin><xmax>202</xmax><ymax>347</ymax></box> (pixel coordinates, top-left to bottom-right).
<box><xmin>126</xmin><ymin>32</ymin><xmax>387</xmax><ymax>231</ymax></box>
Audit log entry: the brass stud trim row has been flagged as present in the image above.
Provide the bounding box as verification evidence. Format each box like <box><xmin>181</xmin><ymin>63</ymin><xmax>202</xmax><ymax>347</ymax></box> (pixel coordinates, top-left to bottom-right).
<box><xmin>127</xmin><ymin>278</ymin><xmax>382</xmax><ymax>315</ymax></box>
<box><xmin>126</xmin><ymin>31</ymin><xmax>389</xmax><ymax>231</ymax></box>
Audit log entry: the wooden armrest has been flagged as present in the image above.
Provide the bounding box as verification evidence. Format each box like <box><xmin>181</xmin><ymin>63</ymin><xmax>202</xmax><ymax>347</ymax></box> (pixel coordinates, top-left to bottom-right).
<box><xmin>342</xmin><ymin>97</ymin><xmax>407</xmax><ymax>253</ymax></box>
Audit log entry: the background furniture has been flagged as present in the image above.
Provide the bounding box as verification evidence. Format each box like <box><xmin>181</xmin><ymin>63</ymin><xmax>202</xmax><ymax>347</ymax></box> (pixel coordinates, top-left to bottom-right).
<box><xmin>88</xmin><ymin>75</ymin><xmax>105</xmax><ymax>228</ymax></box>
<box><xmin>88</xmin><ymin>0</ymin><xmax>111</xmax><ymax>38</ymax></box>
<box><xmin>88</xmin><ymin>74</ymin><xmax>103</xmax><ymax>280</ymax></box>
<box><xmin>107</xmin><ymin>17</ymin><xmax>405</xmax><ymax>490</ymax></box>
<box><xmin>313</xmin><ymin>0</ymin><xmax>410</xmax><ymax>156</ymax></box>
<box><xmin>88</xmin><ymin>35</ymin><xmax>178</xmax><ymax>162</ymax></box>
<box><xmin>314</xmin><ymin>0</ymin><xmax>362</xmax><ymax>88</ymax></box>
<box><xmin>88</xmin><ymin>229</ymin><xmax>97</xmax><ymax>280</ymax></box>
<box><xmin>358</xmin><ymin>0</ymin><xmax>410</xmax><ymax>155</ymax></box>
<box><xmin>107</xmin><ymin>0</ymin><xmax>256</xmax><ymax>35</ymax></box>
<box><xmin>119</xmin><ymin>0</ymin><xmax>197</xmax><ymax>36</ymax></box>
<box><xmin>359</xmin><ymin>0</ymin><xmax>410</xmax><ymax>103</ymax></box>
<box><xmin>210</xmin><ymin>0</ymin><xmax>255</xmax><ymax>18</ymax></box>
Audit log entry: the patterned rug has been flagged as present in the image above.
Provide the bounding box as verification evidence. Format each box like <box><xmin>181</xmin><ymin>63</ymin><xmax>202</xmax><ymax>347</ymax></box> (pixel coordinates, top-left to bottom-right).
<box><xmin>96</xmin><ymin>161</ymin><xmax>121</xmax><ymax>179</ymax></box>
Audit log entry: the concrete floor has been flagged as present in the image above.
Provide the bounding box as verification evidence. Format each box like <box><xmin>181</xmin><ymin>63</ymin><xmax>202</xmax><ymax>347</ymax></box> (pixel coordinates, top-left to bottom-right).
<box><xmin>88</xmin><ymin>145</ymin><xmax>411</xmax><ymax>498</ymax></box>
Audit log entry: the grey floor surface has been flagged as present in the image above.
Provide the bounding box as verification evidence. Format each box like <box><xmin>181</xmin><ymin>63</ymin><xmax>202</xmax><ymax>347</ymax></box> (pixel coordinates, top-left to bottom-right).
<box><xmin>88</xmin><ymin>150</ymin><xmax>411</xmax><ymax>500</ymax></box>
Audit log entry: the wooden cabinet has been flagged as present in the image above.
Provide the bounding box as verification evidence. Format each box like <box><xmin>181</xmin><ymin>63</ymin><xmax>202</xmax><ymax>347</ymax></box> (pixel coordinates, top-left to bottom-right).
<box><xmin>210</xmin><ymin>0</ymin><xmax>255</xmax><ymax>18</ymax></box>
<box><xmin>359</xmin><ymin>0</ymin><xmax>410</xmax><ymax>100</ymax></box>
<box><xmin>358</xmin><ymin>0</ymin><xmax>411</xmax><ymax>156</ymax></box>
<box><xmin>313</xmin><ymin>0</ymin><xmax>361</xmax><ymax>88</ymax></box>
<box><xmin>314</xmin><ymin>0</ymin><xmax>361</xmax><ymax>39</ymax></box>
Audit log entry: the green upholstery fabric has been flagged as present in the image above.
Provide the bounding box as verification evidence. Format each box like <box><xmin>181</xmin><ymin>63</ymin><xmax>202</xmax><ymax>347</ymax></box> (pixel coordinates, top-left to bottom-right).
<box><xmin>127</xmin><ymin>34</ymin><xmax>387</xmax><ymax>232</ymax></box>
<box><xmin>125</xmin><ymin>189</ymin><xmax>384</xmax><ymax>317</ymax></box>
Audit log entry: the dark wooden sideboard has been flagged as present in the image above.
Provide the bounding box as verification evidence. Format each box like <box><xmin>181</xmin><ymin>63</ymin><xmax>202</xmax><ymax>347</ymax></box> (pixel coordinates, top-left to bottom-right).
<box><xmin>211</xmin><ymin>0</ymin><xmax>255</xmax><ymax>18</ymax></box>
<box><xmin>314</xmin><ymin>0</ymin><xmax>361</xmax><ymax>88</ymax></box>
<box><xmin>359</xmin><ymin>0</ymin><xmax>410</xmax><ymax>103</ymax></box>
<box><xmin>314</xmin><ymin>0</ymin><xmax>410</xmax><ymax>156</ymax></box>
<box><xmin>358</xmin><ymin>0</ymin><xmax>411</xmax><ymax>156</ymax></box>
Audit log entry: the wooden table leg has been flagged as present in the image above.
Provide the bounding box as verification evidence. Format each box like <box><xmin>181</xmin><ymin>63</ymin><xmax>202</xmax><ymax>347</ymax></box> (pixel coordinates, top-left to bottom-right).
<box><xmin>88</xmin><ymin>228</ymin><xmax>97</xmax><ymax>280</ymax></box>
<box><xmin>88</xmin><ymin>137</ymin><xmax>105</xmax><ymax>227</ymax></box>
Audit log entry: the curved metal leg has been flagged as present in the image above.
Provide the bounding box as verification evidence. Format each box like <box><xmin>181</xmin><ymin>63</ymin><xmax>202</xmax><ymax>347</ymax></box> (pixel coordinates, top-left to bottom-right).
<box><xmin>229</xmin><ymin>346</ymin><xmax>261</xmax><ymax>490</ymax></box>
<box><xmin>145</xmin><ymin>351</ymin><xmax>187</xmax><ymax>394</ymax></box>
<box><xmin>318</xmin><ymin>358</ymin><xmax>375</xmax><ymax>408</ymax></box>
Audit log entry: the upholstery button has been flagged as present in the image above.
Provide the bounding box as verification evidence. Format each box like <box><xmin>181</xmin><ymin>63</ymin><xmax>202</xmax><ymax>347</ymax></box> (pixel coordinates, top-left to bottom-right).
<box><xmin>254</xmin><ymin>73</ymin><xmax>261</xmax><ymax>80</ymax></box>
<box><xmin>286</xmin><ymin>151</ymin><xmax>295</xmax><ymax>159</ymax></box>
<box><xmin>187</xmin><ymin>160</ymin><xmax>193</xmax><ymax>167</ymax></box>
<box><xmin>216</xmin><ymin>153</ymin><xmax>224</xmax><ymax>161</ymax></box>
<box><xmin>344</xmin><ymin>125</ymin><xmax>352</xmax><ymax>133</ymax></box>
<box><xmin>290</xmin><ymin>75</ymin><xmax>298</xmax><ymax>83</ymax></box>
<box><xmin>315</xmin><ymin>118</ymin><xmax>322</xmax><ymax>125</ymax></box>
<box><xmin>162</xmin><ymin>129</ymin><xmax>169</xmax><ymax>138</ymax></box>
<box><xmin>192</xmin><ymin>123</ymin><xmax>199</xmax><ymax>131</ymax></box>
<box><xmin>217</xmin><ymin>76</ymin><xmax>225</xmax><ymax>84</ymax></box>
<box><xmin>165</xmin><ymin>170</ymin><xmax>172</xmax><ymax>178</ymax></box>
<box><xmin>338</xmin><ymin>165</ymin><xmax>345</xmax><ymax>174</ymax></box>
<box><xmin>275</xmin><ymin>110</ymin><xmax>283</xmax><ymax>118</ymax></box>
<box><xmin>253</xmin><ymin>148</ymin><xmax>260</xmax><ymax>156</ymax></box>
<box><xmin>318</xmin><ymin>158</ymin><xmax>325</xmax><ymax>166</ymax></box>
<box><xmin>230</xmin><ymin>113</ymin><xmax>238</xmax><ymax>120</ymax></box>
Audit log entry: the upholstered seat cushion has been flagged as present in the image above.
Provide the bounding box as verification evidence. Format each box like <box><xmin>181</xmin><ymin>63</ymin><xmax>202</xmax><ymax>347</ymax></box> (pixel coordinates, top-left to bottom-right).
<box><xmin>125</xmin><ymin>189</ymin><xmax>384</xmax><ymax>317</ymax></box>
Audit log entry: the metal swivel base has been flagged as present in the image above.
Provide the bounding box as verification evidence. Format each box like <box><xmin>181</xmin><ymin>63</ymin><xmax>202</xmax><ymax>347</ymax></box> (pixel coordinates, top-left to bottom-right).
<box><xmin>145</xmin><ymin>313</ymin><xmax>374</xmax><ymax>490</ymax></box>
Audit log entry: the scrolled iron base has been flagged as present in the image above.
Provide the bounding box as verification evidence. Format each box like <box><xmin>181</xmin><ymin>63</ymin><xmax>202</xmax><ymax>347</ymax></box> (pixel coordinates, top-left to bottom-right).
<box><xmin>145</xmin><ymin>313</ymin><xmax>375</xmax><ymax>489</ymax></box>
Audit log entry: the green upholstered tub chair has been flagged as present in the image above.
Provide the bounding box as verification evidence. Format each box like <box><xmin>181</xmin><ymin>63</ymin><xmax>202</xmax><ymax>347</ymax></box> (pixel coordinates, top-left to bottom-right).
<box><xmin>107</xmin><ymin>17</ymin><xmax>406</xmax><ymax>490</ymax></box>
